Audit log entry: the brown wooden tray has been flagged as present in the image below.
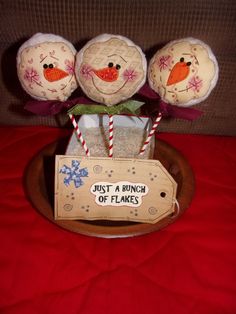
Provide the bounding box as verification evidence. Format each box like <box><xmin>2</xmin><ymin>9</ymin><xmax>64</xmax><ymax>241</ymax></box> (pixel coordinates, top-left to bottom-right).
<box><xmin>24</xmin><ymin>136</ymin><xmax>195</xmax><ymax>238</ymax></box>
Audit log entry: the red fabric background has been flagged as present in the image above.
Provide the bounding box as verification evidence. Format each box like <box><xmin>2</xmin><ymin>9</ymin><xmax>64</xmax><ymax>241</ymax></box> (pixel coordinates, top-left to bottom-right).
<box><xmin>0</xmin><ymin>126</ymin><xmax>236</xmax><ymax>314</ymax></box>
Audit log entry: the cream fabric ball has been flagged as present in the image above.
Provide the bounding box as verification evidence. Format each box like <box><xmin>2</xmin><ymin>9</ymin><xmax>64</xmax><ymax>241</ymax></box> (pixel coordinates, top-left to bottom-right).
<box><xmin>75</xmin><ymin>34</ymin><xmax>147</xmax><ymax>106</ymax></box>
<box><xmin>148</xmin><ymin>38</ymin><xmax>219</xmax><ymax>107</ymax></box>
<box><xmin>17</xmin><ymin>33</ymin><xmax>78</xmax><ymax>101</ymax></box>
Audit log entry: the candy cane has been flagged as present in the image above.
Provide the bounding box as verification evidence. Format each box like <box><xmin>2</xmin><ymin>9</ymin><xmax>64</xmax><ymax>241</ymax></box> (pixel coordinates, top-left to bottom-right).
<box><xmin>139</xmin><ymin>112</ymin><xmax>162</xmax><ymax>155</ymax></box>
<box><xmin>108</xmin><ymin>114</ymin><xmax>114</xmax><ymax>157</ymax></box>
<box><xmin>69</xmin><ymin>114</ymin><xmax>90</xmax><ymax>157</ymax></box>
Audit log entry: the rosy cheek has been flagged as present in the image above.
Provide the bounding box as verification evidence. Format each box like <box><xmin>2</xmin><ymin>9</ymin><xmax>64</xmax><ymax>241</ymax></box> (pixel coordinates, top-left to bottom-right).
<box><xmin>187</xmin><ymin>75</ymin><xmax>203</xmax><ymax>92</ymax></box>
<box><xmin>64</xmin><ymin>59</ymin><xmax>75</xmax><ymax>75</ymax></box>
<box><xmin>80</xmin><ymin>64</ymin><xmax>94</xmax><ymax>80</ymax></box>
<box><xmin>157</xmin><ymin>55</ymin><xmax>172</xmax><ymax>71</ymax></box>
<box><xmin>23</xmin><ymin>67</ymin><xmax>40</xmax><ymax>83</ymax></box>
<box><xmin>122</xmin><ymin>68</ymin><xmax>138</xmax><ymax>82</ymax></box>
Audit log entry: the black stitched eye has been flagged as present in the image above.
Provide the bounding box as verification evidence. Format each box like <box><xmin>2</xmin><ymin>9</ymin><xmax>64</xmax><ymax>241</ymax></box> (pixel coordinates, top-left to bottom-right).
<box><xmin>49</xmin><ymin>63</ymin><xmax>54</xmax><ymax>68</ymax></box>
<box><xmin>180</xmin><ymin>57</ymin><xmax>184</xmax><ymax>62</ymax></box>
<box><xmin>187</xmin><ymin>62</ymin><xmax>191</xmax><ymax>66</ymax></box>
<box><xmin>116</xmin><ymin>64</ymin><xmax>121</xmax><ymax>70</ymax></box>
<box><xmin>108</xmin><ymin>62</ymin><xmax>114</xmax><ymax>68</ymax></box>
<box><xmin>43</xmin><ymin>64</ymin><xmax>48</xmax><ymax>69</ymax></box>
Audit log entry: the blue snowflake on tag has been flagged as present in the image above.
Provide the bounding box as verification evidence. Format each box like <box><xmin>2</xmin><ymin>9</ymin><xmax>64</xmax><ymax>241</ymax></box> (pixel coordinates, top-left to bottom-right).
<box><xmin>60</xmin><ymin>160</ymin><xmax>88</xmax><ymax>188</ymax></box>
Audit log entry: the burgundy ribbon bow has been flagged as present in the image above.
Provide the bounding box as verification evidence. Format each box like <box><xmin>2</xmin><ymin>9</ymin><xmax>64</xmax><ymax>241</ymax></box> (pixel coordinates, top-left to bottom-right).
<box><xmin>24</xmin><ymin>84</ymin><xmax>203</xmax><ymax>121</ymax></box>
<box><xmin>24</xmin><ymin>97</ymin><xmax>94</xmax><ymax>116</ymax></box>
<box><xmin>138</xmin><ymin>84</ymin><xmax>203</xmax><ymax>121</ymax></box>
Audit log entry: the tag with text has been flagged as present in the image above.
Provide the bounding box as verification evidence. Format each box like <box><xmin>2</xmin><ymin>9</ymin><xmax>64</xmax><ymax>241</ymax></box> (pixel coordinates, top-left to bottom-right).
<box><xmin>55</xmin><ymin>156</ymin><xmax>177</xmax><ymax>224</ymax></box>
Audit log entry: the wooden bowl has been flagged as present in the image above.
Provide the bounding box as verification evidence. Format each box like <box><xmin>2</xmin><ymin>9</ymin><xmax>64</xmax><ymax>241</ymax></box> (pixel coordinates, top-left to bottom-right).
<box><xmin>24</xmin><ymin>136</ymin><xmax>195</xmax><ymax>238</ymax></box>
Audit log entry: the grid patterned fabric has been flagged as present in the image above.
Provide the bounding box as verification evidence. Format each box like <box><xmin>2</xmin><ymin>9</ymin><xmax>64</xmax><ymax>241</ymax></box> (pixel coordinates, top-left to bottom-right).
<box><xmin>0</xmin><ymin>0</ymin><xmax>235</xmax><ymax>134</ymax></box>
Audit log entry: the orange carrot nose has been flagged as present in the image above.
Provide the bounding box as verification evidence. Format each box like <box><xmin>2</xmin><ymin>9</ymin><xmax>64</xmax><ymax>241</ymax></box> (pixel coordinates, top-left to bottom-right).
<box><xmin>93</xmin><ymin>64</ymin><xmax>119</xmax><ymax>82</ymax></box>
<box><xmin>167</xmin><ymin>58</ymin><xmax>191</xmax><ymax>86</ymax></box>
<box><xmin>43</xmin><ymin>64</ymin><xmax>69</xmax><ymax>82</ymax></box>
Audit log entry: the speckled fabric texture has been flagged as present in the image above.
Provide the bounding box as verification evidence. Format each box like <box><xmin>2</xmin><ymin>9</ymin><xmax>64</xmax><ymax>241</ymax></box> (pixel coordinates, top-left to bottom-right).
<box><xmin>0</xmin><ymin>0</ymin><xmax>235</xmax><ymax>134</ymax></box>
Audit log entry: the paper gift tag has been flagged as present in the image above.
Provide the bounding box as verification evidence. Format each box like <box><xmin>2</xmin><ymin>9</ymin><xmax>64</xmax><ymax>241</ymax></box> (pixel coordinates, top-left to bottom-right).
<box><xmin>54</xmin><ymin>156</ymin><xmax>177</xmax><ymax>224</ymax></box>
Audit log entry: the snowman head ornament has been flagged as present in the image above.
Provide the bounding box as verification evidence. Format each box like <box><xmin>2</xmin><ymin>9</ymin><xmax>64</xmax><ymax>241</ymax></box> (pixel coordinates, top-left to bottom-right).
<box><xmin>138</xmin><ymin>38</ymin><xmax>219</xmax><ymax>156</ymax></box>
<box><xmin>148</xmin><ymin>38</ymin><xmax>219</xmax><ymax>107</ymax></box>
<box><xmin>75</xmin><ymin>34</ymin><xmax>147</xmax><ymax>106</ymax></box>
<box><xmin>17</xmin><ymin>33</ymin><xmax>78</xmax><ymax>102</ymax></box>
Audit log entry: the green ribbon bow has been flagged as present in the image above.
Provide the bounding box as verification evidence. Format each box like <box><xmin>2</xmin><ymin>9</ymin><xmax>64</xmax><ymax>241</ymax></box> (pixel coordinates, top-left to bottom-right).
<box><xmin>68</xmin><ymin>100</ymin><xmax>145</xmax><ymax>116</ymax></box>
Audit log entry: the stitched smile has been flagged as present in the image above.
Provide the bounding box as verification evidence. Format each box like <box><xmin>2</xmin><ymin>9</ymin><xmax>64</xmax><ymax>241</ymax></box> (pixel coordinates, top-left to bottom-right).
<box><xmin>91</xmin><ymin>76</ymin><xmax>129</xmax><ymax>95</ymax></box>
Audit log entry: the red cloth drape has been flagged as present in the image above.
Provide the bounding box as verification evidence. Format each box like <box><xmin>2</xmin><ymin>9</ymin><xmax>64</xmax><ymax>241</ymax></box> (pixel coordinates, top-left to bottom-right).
<box><xmin>0</xmin><ymin>126</ymin><xmax>236</xmax><ymax>314</ymax></box>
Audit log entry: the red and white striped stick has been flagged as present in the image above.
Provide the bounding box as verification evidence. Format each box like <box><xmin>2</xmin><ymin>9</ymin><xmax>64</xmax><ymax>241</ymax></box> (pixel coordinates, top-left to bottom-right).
<box><xmin>69</xmin><ymin>113</ymin><xmax>90</xmax><ymax>157</ymax></box>
<box><xmin>139</xmin><ymin>112</ymin><xmax>162</xmax><ymax>155</ymax></box>
<box><xmin>108</xmin><ymin>114</ymin><xmax>114</xmax><ymax>157</ymax></box>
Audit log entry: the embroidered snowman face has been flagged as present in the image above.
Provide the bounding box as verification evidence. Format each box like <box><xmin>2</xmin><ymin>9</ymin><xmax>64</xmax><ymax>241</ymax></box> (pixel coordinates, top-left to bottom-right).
<box><xmin>17</xmin><ymin>33</ymin><xmax>78</xmax><ymax>101</ymax></box>
<box><xmin>76</xmin><ymin>34</ymin><xmax>147</xmax><ymax>106</ymax></box>
<box><xmin>148</xmin><ymin>38</ymin><xmax>219</xmax><ymax>107</ymax></box>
